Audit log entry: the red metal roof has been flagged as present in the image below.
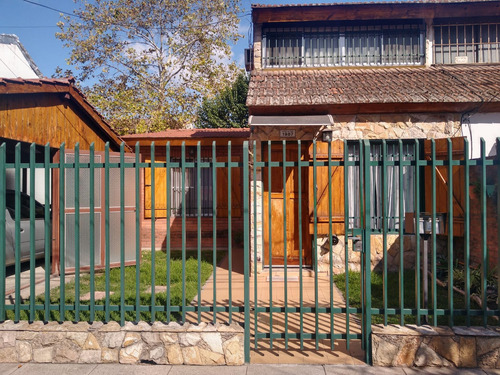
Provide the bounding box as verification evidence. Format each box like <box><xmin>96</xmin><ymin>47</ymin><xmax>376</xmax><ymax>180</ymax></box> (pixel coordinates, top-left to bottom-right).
<box><xmin>247</xmin><ymin>65</ymin><xmax>500</xmax><ymax>107</ymax></box>
<box><xmin>121</xmin><ymin>128</ymin><xmax>250</xmax><ymax>140</ymax></box>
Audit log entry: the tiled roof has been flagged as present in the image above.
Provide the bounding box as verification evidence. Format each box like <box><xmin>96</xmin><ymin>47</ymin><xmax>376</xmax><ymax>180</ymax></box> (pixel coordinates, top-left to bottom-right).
<box><xmin>251</xmin><ymin>0</ymin><xmax>499</xmax><ymax>8</ymax></box>
<box><xmin>121</xmin><ymin>128</ymin><xmax>250</xmax><ymax>140</ymax></box>
<box><xmin>0</xmin><ymin>77</ymin><xmax>126</xmax><ymax>149</ymax></box>
<box><xmin>246</xmin><ymin>65</ymin><xmax>500</xmax><ymax>107</ymax></box>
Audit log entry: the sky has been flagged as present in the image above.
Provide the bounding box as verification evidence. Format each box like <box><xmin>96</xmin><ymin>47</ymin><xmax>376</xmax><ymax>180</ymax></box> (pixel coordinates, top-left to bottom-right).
<box><xmin>0</xmin><ymin>0</ymin><xmax>276</xmax><ymax>79</ymax></box>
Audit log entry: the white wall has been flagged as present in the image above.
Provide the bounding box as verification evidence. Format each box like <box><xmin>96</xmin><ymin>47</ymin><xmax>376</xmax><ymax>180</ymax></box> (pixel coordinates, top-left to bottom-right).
<box><xmin>462</xmin><ymin>113</ymin><xmax>500</xmax><ymax>159</ymax></box>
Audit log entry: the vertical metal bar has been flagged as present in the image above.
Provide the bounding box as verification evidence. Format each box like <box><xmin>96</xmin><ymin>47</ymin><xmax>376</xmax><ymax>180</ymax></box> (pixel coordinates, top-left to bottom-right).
<box><xmin>363</xmin><ymin>140</ymin><xmax>372</xmax><ymax>364</ymax></box>
<box><xmin>14</xmin><ymin>144</ymin><xmax>21</xmax><ymax>322</ymax></box>
<box><xmin>267</xmin><ymin>140</ymin><xmax>273</xmax><ymax>349</ymax></box>
<box><xmin>90</xmin><ymin>144</ymin><xmax>95</xmax><ymax>322</ymax></box>
<box><xmin>29</xmin><ymin>143</ymin><xmax>36</xmax><ymax>322</ymax></box>
<box><xmin>313</xmin><ymin>140</ymin><xmax>319</xmax><ymax>350</ymax></box>
<box><xmin>197</xmin><ymin>142</ymin><xmax>202</xmax><ymax>324</ymax></box>
<box><xmin>212</xmin><ymin>141</ymin><xmax>217</xmax><ymax>324</ymax></box>
<box><xmin>44</xmin><ymin>144</ymin><xmax>51</xmax><ymax>322</ymax></box>
<box><xmin>496</xmin><ymin>138</ymin><xmax>500</xmax><ymax>320</ymax></box>
<box><xmin>74</xmin><ymin>143</ymin><xmax>81</xmax><ymax>321</ymax></box>
<box><xmin>181</xmin><ymin>142</ymin><xmax>186</xmax><ymax>323</ymax></box>
<box><xmin>243</xmin><ymin>141</ymin><xmax>251</xmax><ymax>364</ymax></box>
<box><xmin>414</xmin><ymin>140</ymin><xmax>421</xmax><ymax>325</ymax></box>
<box><xmin>398</xmin><ymin>140</ymin><xmax>404</xmax><ymax>326</ymax></box>
<box><xmin>135</xmin><ymin>142</ymin><xmax>141</xmax><ymax>322</ymax></box>
<box><xmin>343</xmin><ymin>140</ymin><xmax>350</xmax><ymax>350</ymax></box>
<box><xmin>0</xmin><ymin>143</ymin><xmax>5</xmax><ymax>321</ymax></box>
<box><xmin>382</xmin><ymin>141</ymin><xmax>388</xmax><ymax>326</ymax></box>
<box><xmin>58</xmin><ymin>143</ymin><xmax>66</xmax><ymax>322</ymax></box>
<box><xmin>253</xmin><ymin>141</ymin><xmax>258</xmax><ymax>349</ymax></box>
<box><xmin>298</xmin><ymin>140</ymin><xmax>304</xmax><ymax>350</ymax></box>
<box><xmin>120</xmin><ymin>143</ymin><xmax>126</xmax><ymax>326</ymax></box>
<box><xmin>359</xmin><ymin>140</ymin><xmax>365</xmax><ymax>350</ymax></box>
<box><xmin>282</xmin><ymin>141</ymin><xmax>288</xmax><ymax>348</ymax></box>
<box><xmin>480</xmin><ymin>138</ymin><xmax>487</xmax><ymax>326</ymax></box>
<box><xmin>166</xmin><ymin>143</ymin><xmax>172</xmax><ymax>322</ymax></box>
<box><xmin>228</xmin><ymin>141</ymin><xmax>233</xmax><ymax>324</ymax></box>
<box><xmin>104</xmin><ymin>143</ymin><xmax>110</xmax><ymax>322</ymax></box>
<box><xmin>447</xmin><ymin>139</ymin><xmax>454</xmax><ymax>326</ymax></box>
<box><xmin>431</xmin><ymin>139</ymin><xmax>437</xmax><ymax>326</ymax></box>
<box><xmin>150</xmin><ymin>143</ymin><xmax>156</xmax><ymax>323</ymax></box>
<box><xmin>328</xmin><ymin>140</ymin><xmax>334</xmax><ymax>349</ymax></box>
<box><xmin>464</xmin><ymin>139</ymin><xmax>471</xmax><ymax>326</ymax></box>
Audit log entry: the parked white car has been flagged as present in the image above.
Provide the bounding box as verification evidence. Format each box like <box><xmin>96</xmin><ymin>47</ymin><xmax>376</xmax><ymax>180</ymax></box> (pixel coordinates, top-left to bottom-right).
<box><xmin>4</xmin><ymin>190</ymin><xmax>46</xmax><ymax>266</ymax></box>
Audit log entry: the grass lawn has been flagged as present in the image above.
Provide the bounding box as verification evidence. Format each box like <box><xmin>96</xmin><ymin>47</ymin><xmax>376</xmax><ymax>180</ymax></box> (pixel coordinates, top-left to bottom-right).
<box><xmin>334</xmin><ymin>270</ymin><xmax>494</xmax><ymax>326</ymax></box>
<box><xmin>10</xmin><ymin>249</ymin><xmax>225</xmax><ymax>323</ymax></box>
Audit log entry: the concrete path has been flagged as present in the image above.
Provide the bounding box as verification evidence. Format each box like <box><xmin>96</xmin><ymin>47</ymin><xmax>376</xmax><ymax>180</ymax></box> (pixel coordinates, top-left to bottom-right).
<box><xmin>0</xmin><ymin>363</ymin><xmax>498</xmax><ymax>375</ymax></box>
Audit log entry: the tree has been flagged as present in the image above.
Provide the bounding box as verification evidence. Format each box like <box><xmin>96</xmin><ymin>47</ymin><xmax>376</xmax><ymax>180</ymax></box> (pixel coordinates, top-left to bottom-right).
<box><xmin>196</xmin><ymin>72</ymin><xmax>249</xmax><ymax>128</ymax></box>
<box><xmin>56</xmin><ymin>0</ymin><xmax>241</xmax><ymax>134</ymax></box>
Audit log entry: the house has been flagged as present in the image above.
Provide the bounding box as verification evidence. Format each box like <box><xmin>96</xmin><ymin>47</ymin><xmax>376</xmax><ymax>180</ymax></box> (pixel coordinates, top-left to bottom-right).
<box><xmin>245</xmin><ymin>0</ymin><xmax>500</xmax><ymax>272</ymax></box>
<box><xmin>122</xmin><ymin>128</ymin><xmax>250</xmax><ymax>251</ymax></box>
<box><xmin>0</xmin><ymin>77</ymin><xmax>134</xmax><ymax>272</ymax></box>
<box><xmin>0</xmin><ymin>34</ymin><xmax>42</xmax><ymax>79</ymax></box>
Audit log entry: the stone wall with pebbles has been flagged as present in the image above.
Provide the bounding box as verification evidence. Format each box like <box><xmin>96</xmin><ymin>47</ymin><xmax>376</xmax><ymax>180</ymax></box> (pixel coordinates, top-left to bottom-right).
<box><xmin>372</xmin><ymin>324</ymin><xmax>500</xmax><ymax>368</ymax></box>
<box><xmin>0</xmin><ymin>321</ymin><xmax>244</xmax><ymax>366</ymax></box>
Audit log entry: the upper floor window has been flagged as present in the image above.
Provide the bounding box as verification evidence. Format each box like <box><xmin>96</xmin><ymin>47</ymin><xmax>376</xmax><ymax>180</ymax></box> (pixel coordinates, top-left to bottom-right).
<box><xmin>434</xmin><ymin>22</ymin><xmax>500</xmax><ymax>64</ymax></box>
<box><xmin>262</xmin><ymin>23</ymin><xmax>425</xmax><ymax>68</ymax></box>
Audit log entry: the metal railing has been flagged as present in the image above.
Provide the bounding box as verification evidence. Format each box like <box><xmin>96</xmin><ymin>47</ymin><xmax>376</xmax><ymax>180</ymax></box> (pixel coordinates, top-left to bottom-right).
<box><xmin>0</xmin><ymin>138</ymin><xmax>499</xmax><ymax>365</ymax></box>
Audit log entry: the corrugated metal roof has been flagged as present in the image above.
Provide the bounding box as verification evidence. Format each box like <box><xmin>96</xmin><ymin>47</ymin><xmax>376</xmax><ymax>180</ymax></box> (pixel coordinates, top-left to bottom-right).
<box><xmin>121</xmin><ymin>128</ymin><xmax>251</xmax><ymax>140</ymax></box>
<box><xmin>251</xmin><ymin>0</ymin><xmax>499</xmax><ymax>8</ymax></box>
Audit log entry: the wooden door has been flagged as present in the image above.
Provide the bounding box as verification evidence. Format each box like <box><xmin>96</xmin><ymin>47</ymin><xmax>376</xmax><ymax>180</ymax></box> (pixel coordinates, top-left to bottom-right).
<box><xmin>263</xmin><ymin>143</ymin><xmax>311</xmax><ymax>266</ymax></box>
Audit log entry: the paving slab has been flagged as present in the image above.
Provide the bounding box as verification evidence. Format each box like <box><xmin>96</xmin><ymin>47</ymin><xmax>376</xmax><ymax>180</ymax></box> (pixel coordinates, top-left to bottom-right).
<box><xmin>13</xmin><ymin>363</ymin><xmax>97</xmax><ymax>375</ymax></box>
<box><xmin>90</xmin><ymin>364</ymin><xmax>172</xmax><ymax>375</ymax></box>
<box><xmin>325</xmin><ymin>364</ymin><xmax>405</xmax><ymax>374</ymax></box>
<box><xmin>247</xmin><ymin>364</ymin><xmax>326</xmax><ymax>375</ymax></box>
<box><xmin>169</xmin><ymin>365</ymin><xmax>247</xmax><ymax>375</ymax></box>
<box><xmin>0</xmin><ymin>363</ymin><xmax>21</xmax><ymax>375</ymax></box>
<box><xmin>402</xmin><ymin>368</ymin><xmax>487</xmax><ymax>375</ymax></box>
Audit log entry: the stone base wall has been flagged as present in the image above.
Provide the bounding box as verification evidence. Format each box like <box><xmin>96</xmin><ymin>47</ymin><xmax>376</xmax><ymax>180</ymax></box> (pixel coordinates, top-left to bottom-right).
<box><xmin>372</xmin><ymin>324</ymin><xmax>500</xmax><ymax>368</ymax></box>
<box><xmin>0</xmin><ymin>321</ymin><xmax>244</xmax><ymax>366</ymax></box>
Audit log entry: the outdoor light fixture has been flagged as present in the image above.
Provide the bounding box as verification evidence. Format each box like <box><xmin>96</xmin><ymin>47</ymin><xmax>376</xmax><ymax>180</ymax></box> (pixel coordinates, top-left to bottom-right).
<box><xmin>322</xmin><ymin>129</ymin><xmax>333</xmax><ymax>142</ymax></box>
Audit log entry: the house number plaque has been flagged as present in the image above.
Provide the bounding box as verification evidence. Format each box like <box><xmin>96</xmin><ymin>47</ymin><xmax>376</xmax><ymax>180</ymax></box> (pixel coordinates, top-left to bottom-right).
<box><xmin>280</xmin><ymin>129</ymin><xmax>296</xmax><ymax>138</ymax></box>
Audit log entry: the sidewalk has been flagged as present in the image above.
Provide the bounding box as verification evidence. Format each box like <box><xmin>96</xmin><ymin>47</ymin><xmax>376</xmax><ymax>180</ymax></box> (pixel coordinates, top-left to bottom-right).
<box><xmin>0</xmin><ymin>363</ymin><xmax>498</xmax><ymax>375</ymax></box>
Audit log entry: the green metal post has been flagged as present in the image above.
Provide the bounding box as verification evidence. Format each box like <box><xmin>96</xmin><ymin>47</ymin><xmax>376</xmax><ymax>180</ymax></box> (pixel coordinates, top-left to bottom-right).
<box><xmin>414</xmin><ymin>140</ymin><xmax>421</xmax><ymax>325</ymax></box>
<box><xmin>166</xmin><ymin>143</ymin><xmax>172</xmax><ymax>322</ymax></box>
<box><xmin>120</xmin><ymin>143</ymin><xmax>126</xmax><ymax>326</ymax></box>
<box><xmin>150</xmin><ymin>143</ymin><xmax>156</xmax><ymax>323</ymax></box>
<box><xmin>298</xmin><ymin>140</ymin><xmax>304</xmax><ymax>350</ymax></box>
<box><xmin>212</xmin><ymin>141</ymin><xmax>217</xmax><ymax>324</ymax></box>
<box><xmin>363</xmin><ymin>140</ymin><xmax>372</xmax><ymax>364</ymax></box>
<box><xmin>328</xmin><ymin>140</ymin><xmax>334</xmax><ymax>349</ymax></box>
<box><xmin>181</xmin><ymin>142</ymin><xmax>186</xmax><ymax>323</ymax></box>
<box><xmin>496</xmin><ymin>138</ymin><xmax>500</xmax><ymax>320</ymax></box>
<box><xmin>431</xmin><ymin>139</ymin><xmax>437</xmax><ymax>326</ymax></box>
<box><xmin>253</xmin><ymin>140</ymin><xmax>258</xmax><ymax>349</ymax></box>
<box><xmin>29</xmin><ymin>143</ymin><xmax>36</xmax><ymax>322</ymax></box>
<box><xmin>313</xmin><ymin>140</ymin><xmax>319</xmax><ymax>350</ymax></box>
<box><xmin>135</xmin><ymin>142</ymin><xmax>141</xmax><ymax>322</ymax></box>
<box><xmin>59</xmin><ymin>143</ymin><xmax>66</xmax><ymax>322</ymax></box>
<box><xmin>282</xmin><ymin>140</ymin><xmax>288</xmax><ymax>348</ymax></box>
<box><xmin>343</xmin><ymin>140</ymin><xmax>350</xmax><ymax>350</ymax></box>
<box><xmin>90</xmin><ymin>144</ymin><xmax>96</xmax><ymax>322</ymax></box>
<box><xmin>243</xmin><ymin>141</ymin><xmax>250</xmax><ymax>363</ymax></box>
<box><xmin>75</xmin><ymin>143</ymin><xmax>81</xmax><ymax>321</ymax></box>
<box><xmin>197</xmin><ymin>142</ymin><xmax>202</xmax><ymax>323</ymax></box>
<box><xmin>0</xmin><ymin>143</ymin><xmax>5</xmax><ymax>321</ymax></box>
<box><xmin>398</xmin><ymin>140</ymin><xmax>404</xmax><ymax>326</ymax></box>
<box><xmin>267</xmin><ymin>140</ymin><xmax>273</xmax><ymax>349</ymax></box>
<box><xmin>480</xmin><ymin>138</ymin><xmax>487</xmax><ymax>326</ymax></box>
<box><xmin>44</xmin><ymin>144</ymin><xmax>51</xmax><ymax>322</ymax></box>
<box><xmin>382</xmin><ymin>141</ymin><xmax>388</xmax><ymax>326</ymax></box>
<box><xmin>447</xmin><ymin>139</ymin><xmax>454</xmax><ymax>326</ymax></box>
<box><xmin>228</xmin><ymin>141</ymin><xmax>233</xmax><ymax>324</ymax></box>
<box><xmin>104</xmin><ymin>143</ymin><xmax>110</xmax><ymax>322</ymax></box>
<box><xmin>464</xmin><ymin>139</ymin><xmax>471</xmax><ymax>326</ymax></box>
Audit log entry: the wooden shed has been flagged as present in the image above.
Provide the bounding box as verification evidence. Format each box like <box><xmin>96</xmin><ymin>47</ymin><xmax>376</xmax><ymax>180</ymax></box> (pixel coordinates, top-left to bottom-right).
<box><xmin>0</xmin><ymin>77</ymin><xmax>134</xmax><ymax>273</ymax></box>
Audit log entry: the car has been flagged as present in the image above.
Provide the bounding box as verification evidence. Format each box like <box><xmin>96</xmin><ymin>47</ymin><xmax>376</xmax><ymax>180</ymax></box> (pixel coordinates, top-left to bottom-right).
<box><xmin>4</xmin><ymin>190</ymin><xmax>47</xmax><ymax>266</ymax></box>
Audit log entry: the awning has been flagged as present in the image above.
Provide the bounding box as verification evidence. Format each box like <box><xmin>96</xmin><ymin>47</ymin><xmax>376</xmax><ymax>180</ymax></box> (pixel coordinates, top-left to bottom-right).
<box><xmin>248</xmin><ymin>115</ymin><xmax>333</xmax><ymax>127</ymax></box>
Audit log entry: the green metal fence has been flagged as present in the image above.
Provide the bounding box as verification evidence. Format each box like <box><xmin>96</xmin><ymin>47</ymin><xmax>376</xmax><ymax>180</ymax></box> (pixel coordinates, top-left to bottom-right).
<box><xmin>0</xmin><ymin>137</ymin><xmax>499</xmax><ymax>365</ymax></box>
